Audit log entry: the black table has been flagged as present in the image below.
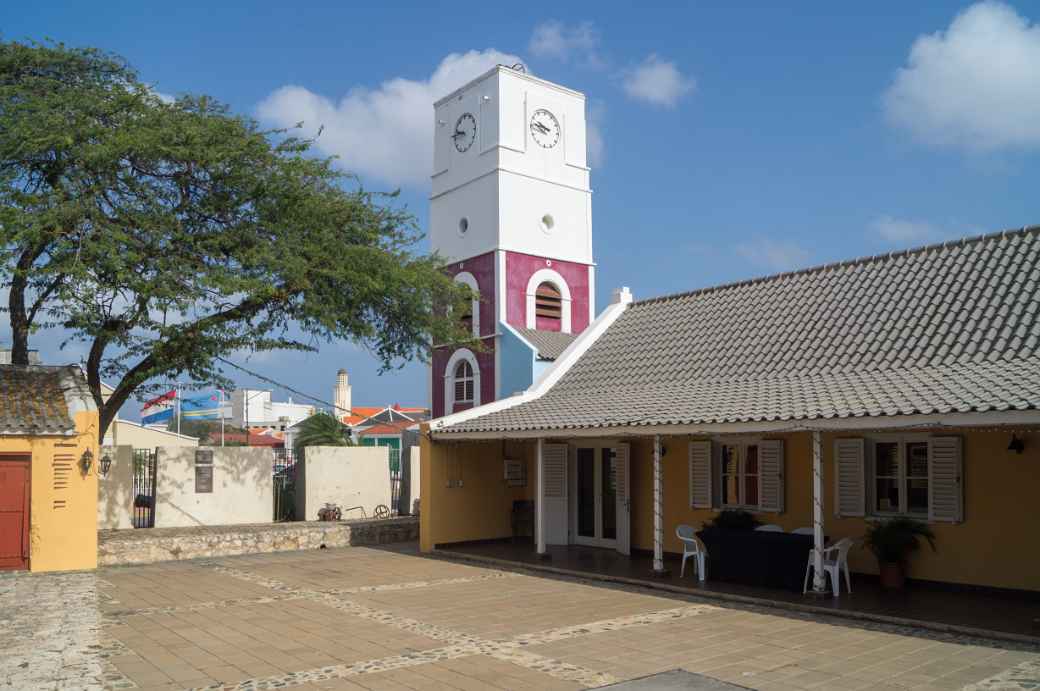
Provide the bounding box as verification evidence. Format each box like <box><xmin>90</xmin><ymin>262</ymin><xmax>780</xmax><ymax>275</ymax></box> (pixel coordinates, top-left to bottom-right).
<box><xmin>696</xmin><ymin>528</ymin><xmax>817</xmax><ymax>591</ymax></box>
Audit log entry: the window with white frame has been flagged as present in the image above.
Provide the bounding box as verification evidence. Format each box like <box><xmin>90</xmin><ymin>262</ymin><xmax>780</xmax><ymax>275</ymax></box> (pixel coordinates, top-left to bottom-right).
<box><xmin>453</xmin><ymin>360</ymin><xmax>474</xmax><ymax>405</ymax></box>
<box><xmin>720</xmin><ymin>442</ymin><xmax>760</xmax><ymax>508</ymax></box>
<box><xmin>871</xmin><ymin>438</ymin><xmax>929</xmax><ymax>517</ymax></box>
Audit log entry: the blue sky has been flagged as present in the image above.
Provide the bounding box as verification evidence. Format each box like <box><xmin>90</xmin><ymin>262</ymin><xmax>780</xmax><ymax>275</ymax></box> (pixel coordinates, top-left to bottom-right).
<box><xmin>6</xmin><ymin>1</ymin><xmax>1040</xmax><ymax>418</ymax></box>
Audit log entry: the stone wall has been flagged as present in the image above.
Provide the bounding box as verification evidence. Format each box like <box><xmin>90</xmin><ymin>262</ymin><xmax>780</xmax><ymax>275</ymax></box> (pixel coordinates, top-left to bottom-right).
<box><xmin>97</xmin><ymin>517</ymin><xmax>418</xmax><ymax>566</ymax></box>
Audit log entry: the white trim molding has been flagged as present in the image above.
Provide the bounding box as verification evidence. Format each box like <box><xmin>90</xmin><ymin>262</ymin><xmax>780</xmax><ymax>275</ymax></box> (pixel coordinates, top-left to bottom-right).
<box><xmin>525</xmin><ymin>268</ymin><xmax>572</xmax><ymax>333</ymax></box>
<box><xmin>443</xmin><ymin>348</ymin><xmax>481</xmax><ymax>414</ymax></box>
<box><xmin>453</xmin><ymin>271</ymin><xmax>480</xmax><ymax>339</ymax></box>
<box><xmin>430</xmin><ymin>287</ymin><xmax>634</xmax><ymax>432</ymax></box>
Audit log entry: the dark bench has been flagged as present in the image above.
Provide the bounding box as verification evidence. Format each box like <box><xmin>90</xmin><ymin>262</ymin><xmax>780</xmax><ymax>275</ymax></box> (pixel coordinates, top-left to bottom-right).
<box><xmin>697</xmin><ymin>527</ymin><xmax>815</xmax><ymax>591</ymax></box>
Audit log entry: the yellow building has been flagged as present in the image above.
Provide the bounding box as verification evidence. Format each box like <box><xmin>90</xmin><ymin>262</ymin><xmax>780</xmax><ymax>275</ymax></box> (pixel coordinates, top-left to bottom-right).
<box><xmin>422</xmin><ymin>227</ymin><xmax>1040</xmax><ymax>595</ymax></box>
<box><xmin>0</xmin><ymin>365</ymin><xmax>99</xmax><ymax>572</ymax></box>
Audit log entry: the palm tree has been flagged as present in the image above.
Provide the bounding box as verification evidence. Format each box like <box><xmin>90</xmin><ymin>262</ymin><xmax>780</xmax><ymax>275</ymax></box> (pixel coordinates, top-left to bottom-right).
<box><xmin>293</xmin><ymin>413</ymin><xmax>351</xmax><ymax>454</ymax></box>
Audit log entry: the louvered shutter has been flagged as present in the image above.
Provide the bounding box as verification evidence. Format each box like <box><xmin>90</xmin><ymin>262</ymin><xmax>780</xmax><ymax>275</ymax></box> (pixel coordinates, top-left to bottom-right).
<box><xmin>542</xmin><ymin>443</ymin><xmax>568</xmax><ymax>498</ymax></box>
<box><xmin>613</xmin><ymin>443</ymin><xmax>631</xmax><ymax>555</ymax></box>
<box><xmin>688</xmin><ymin>440</ymin><xmax>712</xmax><ymax>508</ymax></box>
<box><xmin>928</xmin><ymin>436</ymin><xmax>963</xmax><ymax>523</ymax></box>
<box><xmin>834</xmin><ymin>438</ymin><xmax>865</xmax><ymax>517</ymax></box>
<box><xmin>758</xmin><ymin>440</ymin><xmax>785</xmax><ymax>513</ymax></box>
<box><xmin>541</xmin><ymin>443</ymin><xmax>569</xmax><ymax>545</ymax></box>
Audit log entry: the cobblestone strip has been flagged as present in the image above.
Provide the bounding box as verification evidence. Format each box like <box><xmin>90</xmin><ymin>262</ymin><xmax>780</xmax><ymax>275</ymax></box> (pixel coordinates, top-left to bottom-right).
<box><xmin>508</xmin><ymin>603</ymin><xmax>720</xmax><ymax>647</ymax></box>
<box><xmin>485</xmin><ymin>647</ymin><xmax>618</xmax><ymax>688</ymax></box>
<box><xmin>962</xmin><ymin>658</ymin><xmax>1040</xmax><ymax>690</ymax></box>
<box><xmin>323</xmin><ymin>569</ymin><xmax>521</xmax><ymax>595</ymax></box>
<box><xmin>0</xmin><ymin>572</ymin><xmax>135</xmax><ymax>690</ymax></box>
<box><xmin>102</xmin><ymin>593</ymin><xmax>306</xmax><ymax>622</ymax></box>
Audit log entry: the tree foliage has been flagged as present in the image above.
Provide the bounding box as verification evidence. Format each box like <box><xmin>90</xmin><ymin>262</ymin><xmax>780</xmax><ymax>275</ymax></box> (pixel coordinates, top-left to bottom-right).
<box><xmin>0</xmin><ymin>40</ymin><xmax>472</xmax><ymax>441</ymax></box>
<box><xmin>293</xmin><ymin>413</ymin><xmax>352</xmax><ymax>451</ymax></box>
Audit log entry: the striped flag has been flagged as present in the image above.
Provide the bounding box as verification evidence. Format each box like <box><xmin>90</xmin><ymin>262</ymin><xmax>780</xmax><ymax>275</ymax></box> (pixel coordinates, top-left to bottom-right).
<box><xmin>141</xmin><ymin>389</ymin><xmax>176</xmax><ymax>425</ymax></box>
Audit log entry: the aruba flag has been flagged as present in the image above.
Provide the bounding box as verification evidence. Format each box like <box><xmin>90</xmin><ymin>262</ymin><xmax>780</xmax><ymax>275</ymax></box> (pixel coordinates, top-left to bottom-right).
<box><xmin>181</xmin><ymin>392</ymin><xmax>221</xmax><ymax>420</ymax></box>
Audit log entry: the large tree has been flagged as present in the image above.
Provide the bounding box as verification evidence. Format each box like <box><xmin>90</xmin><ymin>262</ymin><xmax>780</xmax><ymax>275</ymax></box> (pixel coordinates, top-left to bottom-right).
<box><xmin>0</xmin><ymin>40</ymin><xmax>470</xmax><ymax>441</ymax></box>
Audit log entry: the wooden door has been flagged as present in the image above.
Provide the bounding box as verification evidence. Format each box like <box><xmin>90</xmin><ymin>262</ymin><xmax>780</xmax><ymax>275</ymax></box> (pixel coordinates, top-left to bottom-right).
<box><xmin>0</xmin><ymin>456</ymin><xmax>30</xmax><ymax>570</ymax></box>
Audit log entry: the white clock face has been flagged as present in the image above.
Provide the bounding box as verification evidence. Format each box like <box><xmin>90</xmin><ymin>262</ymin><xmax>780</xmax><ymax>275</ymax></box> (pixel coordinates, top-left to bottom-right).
<box><xmin>530</xmin><ymin>109</ymin><xmax>560</xmax><ymax>148</ymax></box>
<box><xmin>453</xmin><ymin>113</ymin><xmax>477</xmax><ymax>152</ymax></box>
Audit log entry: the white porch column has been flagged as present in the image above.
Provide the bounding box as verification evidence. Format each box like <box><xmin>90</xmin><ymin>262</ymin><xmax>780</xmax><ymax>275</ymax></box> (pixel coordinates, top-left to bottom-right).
<box><xmin>653</xmin><ymin>435</ymin><xmax>664</xmax><ymax>573</ymax></box>
<box><xmin>812</xmin><ymin>430</ymin><xmax>826</xmax><ymax>593</ymax></box>
<box><xmin>536</xmin><ymin>437</ymin><xmax>546</xmax><ymax>555</ymax></box>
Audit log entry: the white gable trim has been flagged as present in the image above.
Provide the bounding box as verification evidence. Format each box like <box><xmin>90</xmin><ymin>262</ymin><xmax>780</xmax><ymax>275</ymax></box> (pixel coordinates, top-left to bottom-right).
<box><xmin>525</xmin><ymin>267</ymin><xmax>572</xmax><ymax>333</ymax></box>
<box><xmin>430</xmin><ymin>288</ymin><xmax>633</xmax><ymax>432</ymax></box>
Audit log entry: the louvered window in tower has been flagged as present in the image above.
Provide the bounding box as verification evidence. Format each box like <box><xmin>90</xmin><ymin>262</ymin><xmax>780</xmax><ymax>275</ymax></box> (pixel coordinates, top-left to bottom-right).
<box><xmin>453</xmin><ymin>360</ymin><xmax>474</xmax><ymax>404</ymax></box>
<box><xmin>535</xmin><ymin>282</ymin><xmax>562</xmax><ymax>326</ymax></box>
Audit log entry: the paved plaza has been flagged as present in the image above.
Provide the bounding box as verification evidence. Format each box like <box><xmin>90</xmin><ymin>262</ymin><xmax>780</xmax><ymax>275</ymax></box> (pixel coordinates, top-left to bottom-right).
<box><xmin>1</xmin><ymin>544</ymin><xmax>1038</xmax><ymax>691</ymax></box>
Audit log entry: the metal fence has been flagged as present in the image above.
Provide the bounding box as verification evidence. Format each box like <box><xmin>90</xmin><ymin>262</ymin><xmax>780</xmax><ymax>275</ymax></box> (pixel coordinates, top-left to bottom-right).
<box><xmin>132</xmin><ymin>449</ymin><xmax>157</xmax><ymax>528</ymax></box>
<box><xmin>273</xmin><ymin>448</ymin><xmax>297</xmax><ymax>521</ymax></box>
<box><xmin>389</xmin><ymin>448</ymin><xmax>401</xmax><ymax>517</ymax></box>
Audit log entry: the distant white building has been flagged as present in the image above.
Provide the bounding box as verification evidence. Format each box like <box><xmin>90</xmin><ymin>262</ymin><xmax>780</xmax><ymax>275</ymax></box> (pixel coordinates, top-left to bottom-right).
<box><xmin>228</xmin><ymin>388</ymin><xmax>314</xmax><ymax>431</ymax></box>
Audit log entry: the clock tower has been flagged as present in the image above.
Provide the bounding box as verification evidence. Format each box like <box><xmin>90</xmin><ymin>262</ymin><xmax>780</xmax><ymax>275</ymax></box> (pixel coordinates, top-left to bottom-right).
<box><xmin>430</xmin><ymin>65</ymin><xmax>595</xmax><ymax>418</ymax></box>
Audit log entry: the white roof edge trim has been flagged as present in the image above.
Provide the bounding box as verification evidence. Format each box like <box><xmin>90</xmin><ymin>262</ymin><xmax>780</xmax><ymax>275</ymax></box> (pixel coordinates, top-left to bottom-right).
<box><xmin>430</xmin><ymin>296</ymin><xmax>632</xmax><ymax>433</ymax></box>
<box><xmin>112</xmin><ymin>419</ymin><xmax>200</xmax><ymax>441</ymax></box>
<box><xmin>431</xmin><ymin>409</ymin><xmax>1040</xmax><ymax>440</ymax></box>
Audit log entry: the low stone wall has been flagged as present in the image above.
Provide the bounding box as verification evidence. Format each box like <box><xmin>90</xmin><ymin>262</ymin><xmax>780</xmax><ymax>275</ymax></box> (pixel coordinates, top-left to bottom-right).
<box><xmin>98</xmin><ymin>517</ymin><xmax>419</xmax><ymax>567</ymax></box>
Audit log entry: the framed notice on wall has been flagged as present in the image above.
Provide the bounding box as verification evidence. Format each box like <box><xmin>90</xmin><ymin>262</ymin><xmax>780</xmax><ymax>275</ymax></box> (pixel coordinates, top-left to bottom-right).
<box><xmin>194</xmin><ymin>449</ymin><xmax>214</xmax><ymax>493</ymax></box>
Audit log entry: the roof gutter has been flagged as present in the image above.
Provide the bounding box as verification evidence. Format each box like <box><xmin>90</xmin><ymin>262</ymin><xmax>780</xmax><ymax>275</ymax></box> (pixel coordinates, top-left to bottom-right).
<box><xmin>430</xmin><ymin>287</ymin><xmax>634</xmax><ymax>437</ymax></box>
<box><xmin>431</xmin><ymin>409</ymin><xmax>1040</xmax><ymax>441</ymax></box>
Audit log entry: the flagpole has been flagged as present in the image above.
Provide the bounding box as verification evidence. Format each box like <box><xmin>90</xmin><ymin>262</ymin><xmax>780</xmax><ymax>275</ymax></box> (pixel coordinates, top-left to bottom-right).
<box><xmin>220</xmin><ymin>389</ymin><xmax>225</xmax><ymax>447</ymax></box>
<box><xmin>176</xmin><ymin>384</ymin><xmax>181</xmax><ymax>435</ymax></box>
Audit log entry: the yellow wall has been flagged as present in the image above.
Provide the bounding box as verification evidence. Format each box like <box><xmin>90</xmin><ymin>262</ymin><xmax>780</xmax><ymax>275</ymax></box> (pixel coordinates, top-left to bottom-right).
<box><xmin>425</xmin><ymin>428</ymin><xmax>1040</xmax><ymax>592</ymax></box>
<box><xmin>420</xmin><ymin>431</ymin><xmax>533</xmax><ymax>551</ymax></box>
<box><xmin>0</xmin><ymin>410</ymin><xmax>99</xmax><ymax>572</ymax></box>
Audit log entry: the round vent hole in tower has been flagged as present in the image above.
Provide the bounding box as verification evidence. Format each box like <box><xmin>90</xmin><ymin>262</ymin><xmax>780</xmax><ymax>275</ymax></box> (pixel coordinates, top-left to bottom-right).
<box><xmin>458</xmin><ymin>217</ymin><xmax>469</xmax><ymax>235</ymax></box>
<box><xmin>540</xmin><ymin>214</ymin><xmax>555</xmax><ymax>233</ymax></box>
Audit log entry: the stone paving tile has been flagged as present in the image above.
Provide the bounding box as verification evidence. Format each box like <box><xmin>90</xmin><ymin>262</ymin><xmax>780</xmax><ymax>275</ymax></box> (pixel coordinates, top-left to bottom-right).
<box><xmin>4</xmin><ymin>544</ymin><xmax>1040</xmax><ymax>690</ymax></box>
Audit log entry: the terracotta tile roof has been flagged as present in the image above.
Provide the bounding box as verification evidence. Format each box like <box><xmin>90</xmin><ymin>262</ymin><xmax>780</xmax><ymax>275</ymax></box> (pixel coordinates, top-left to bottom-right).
<box><xmin>358</xmin><ymin>421</ymin><xmax>415</xmax><ymax>436</ymax></box>
<box><xmin>0</xmin><ymin>365</ymin><xmax>94</xmax><ymax>436</ymax></box>
<box><xmin>439</xmin><ymin>226</ymin><xmax>1040</xmax><ymax>434</ymax></box>
<box><xmin>516</xmin><ymin>327</ymin><xmax>578</xmax><ymax>360</ymax></box>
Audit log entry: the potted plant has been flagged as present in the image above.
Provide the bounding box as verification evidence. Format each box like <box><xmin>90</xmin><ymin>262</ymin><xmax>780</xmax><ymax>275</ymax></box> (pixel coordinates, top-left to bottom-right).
<box><xmin>864</xmin><ymin>518</ymin><xmax>936</xmax><ymax>589</ymax></box>
<box><xmin>706</xmin><ymin>509</ymin><xmax>762</xmax><ymax>531</ymax></box>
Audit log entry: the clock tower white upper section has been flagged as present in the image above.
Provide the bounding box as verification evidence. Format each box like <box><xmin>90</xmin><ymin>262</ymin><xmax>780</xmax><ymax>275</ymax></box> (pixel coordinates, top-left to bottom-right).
<box><xmin>429</xmin><ymin>66</ymin><xmax>593</xmax><ymax>265</ymax></box>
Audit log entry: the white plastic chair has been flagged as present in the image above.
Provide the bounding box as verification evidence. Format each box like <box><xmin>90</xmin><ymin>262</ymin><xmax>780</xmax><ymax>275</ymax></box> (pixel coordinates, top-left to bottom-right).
<box><xmin>676</xmin><ymin>524</ymin><xmax>707</xmax><ymax>582</ymax></box>
<box><xmin>792</xmin><ymin>527</ymin><xmax>814</xmax><ymax>535</ymax></box>
<box><xmin>803</xmin><ymin>537</ymin><xmax>855</xmax><ymax>597</ymax></box>
<box><xmin>755</xmin><ymin>524</ymin><xmax>784</xmax><ymax>532</ymax></box>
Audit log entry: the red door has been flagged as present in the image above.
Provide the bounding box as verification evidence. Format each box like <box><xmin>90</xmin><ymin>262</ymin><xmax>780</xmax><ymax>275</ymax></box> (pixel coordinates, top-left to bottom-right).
<box><xmin>0</xmin><ymin>456</ymin><xmax>30</xmax><ymax>570</ymax></box>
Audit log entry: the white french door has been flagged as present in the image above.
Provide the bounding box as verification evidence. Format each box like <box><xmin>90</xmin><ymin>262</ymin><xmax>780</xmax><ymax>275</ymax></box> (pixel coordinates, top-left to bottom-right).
<box><xmin>571</xmin><ymin>444</ymin><xmax>630</xmax><ymax>554</ymax></box>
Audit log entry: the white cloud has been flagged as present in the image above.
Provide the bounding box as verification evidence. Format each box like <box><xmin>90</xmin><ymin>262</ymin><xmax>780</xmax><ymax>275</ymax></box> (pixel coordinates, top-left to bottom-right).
<box><xmin>882</xmin><ymin>1</ymin><xmax>1040</xmax><ymax>152</ymax></box>
<box><xmin>529</xmin><ymin>20</ymin><xmax>604</xmax><ymax>68</ymax></box>
<box><xmin>735</xmin><ymin>237</ymin><xmax>811</xmax><ymax>272</ymax></box>
<box><xmin>257</xmin><ymin>49</ymin><xmax>522</xmax><ymax>187</ymax></box>
<box><xmin>870</xmin><ymin>216</ymin><xmax>939</xmax><ymax>246</ymax></box>
<box><xmin>621</xmin><ymin>54</ymin><xmax>695</xmax><ymax>108</ymax></box>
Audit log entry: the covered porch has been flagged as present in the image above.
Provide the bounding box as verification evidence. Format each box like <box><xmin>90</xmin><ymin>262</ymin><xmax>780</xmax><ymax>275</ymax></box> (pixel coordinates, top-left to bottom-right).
<box><xmin>437</xmin><ymin>539</ymin><xmax>1040</xmax><ymax>644</ymax></box>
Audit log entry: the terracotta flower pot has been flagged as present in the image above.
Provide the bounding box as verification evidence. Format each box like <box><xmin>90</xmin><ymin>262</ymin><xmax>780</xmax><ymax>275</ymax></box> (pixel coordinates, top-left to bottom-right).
<box><xmin>879</xmin><ymin>561</ymin><xmax>905</xmax><ymax>589</ymax></box>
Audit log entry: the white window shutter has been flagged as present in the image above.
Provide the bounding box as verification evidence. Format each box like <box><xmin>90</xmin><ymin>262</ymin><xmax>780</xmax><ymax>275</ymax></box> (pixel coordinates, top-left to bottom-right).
<box><xmin>688</xmin><ymin>440</ymin><xmax>712</xmax><ymax>508</ymax></box>
<box><xmin>758</xmin><ymin>440</ymin><xmax>785</xmax><ymax>513</ymax></box>
<box><xmin>542</xmin><ymin>443</ymin><xmax>568</xmax><ymax>498</ymax></box>
<box><xmin>834</xmin><ymin>438</ymin><xmax>865</xmax><ymax>517</ymax></box>
<box><xmin>928</xmin><ymin>436</ymin><xmax>963</xmax><ymax>523</ymax></box>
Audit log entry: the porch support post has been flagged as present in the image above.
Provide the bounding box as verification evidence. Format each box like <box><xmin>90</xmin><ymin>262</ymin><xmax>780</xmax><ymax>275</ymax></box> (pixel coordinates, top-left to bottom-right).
<box><xmin>653</xmin><ymin>435</ymin><xmax>665</xmax><ymax>574</ymax></box>
<box><xmin>812</xmin><ymin>429</ymin><xmax>826</xmax><ymax>593</ymax></box>
<box><xmin>536</xmin><ymin>437</ymin><xmax>546</xmax><ymax>555</ymax></box>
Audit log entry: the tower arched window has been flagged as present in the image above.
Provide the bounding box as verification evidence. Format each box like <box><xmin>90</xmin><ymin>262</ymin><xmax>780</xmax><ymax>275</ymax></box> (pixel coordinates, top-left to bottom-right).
<box><xmin>453</xmin><ymin>360</ymin><xmax>474</xmax><ymax>404</ymax></box>
<box><xmin>535</xmin><ymin>282</ymin><xmax>563</xmax><ymax>325</ymax></box>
